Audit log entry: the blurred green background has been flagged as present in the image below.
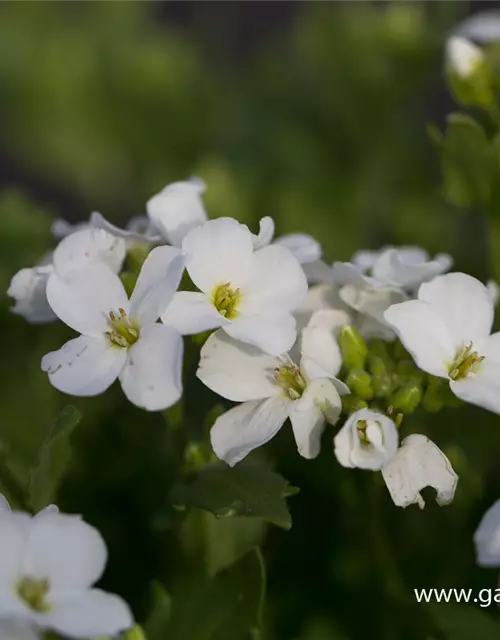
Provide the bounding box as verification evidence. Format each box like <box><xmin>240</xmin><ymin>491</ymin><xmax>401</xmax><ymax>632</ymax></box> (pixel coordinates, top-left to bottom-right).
<box><xmin>2</xmin><ymin>2</ymin><xmax>500</xmax><ymax>638</ymax></box>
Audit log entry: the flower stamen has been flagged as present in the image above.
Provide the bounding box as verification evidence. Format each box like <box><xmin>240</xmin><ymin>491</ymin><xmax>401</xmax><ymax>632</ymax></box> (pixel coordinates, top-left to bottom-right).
<box><xmin>106</xmin><ymin>309</ymin><xmax>140</xmax><ymax>348</ymax></box>
<box><xmin>17</xmin><ymin>576</ymin><xmax>51</xmax><ymax>613</ymax></box>
<box><xmin>449</xmin><ymin>341</ymin><xmax>485</xmax><ymax>380</ymax></box>
<box><xmin>212</xmin><ymin>282</ymin><xmax>241</xmax><ymax>320</ymax></box>
<box><xmin>274</xmin><ymin>364</ymin><xmax>306</xmax><ymax>400</ymax></box>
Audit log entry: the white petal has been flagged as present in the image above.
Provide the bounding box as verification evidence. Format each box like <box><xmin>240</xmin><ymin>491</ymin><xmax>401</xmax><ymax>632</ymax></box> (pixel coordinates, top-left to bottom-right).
<box><xmin>23</xmin><ymin>513</ymin><xmax>107</xmax><ymax>589</ymax></box>
<box><xmin>7</xmin><ymin>267</ymin><xmax>56</xmax><ymax>324</ymax></box>
<box><xmin>120</xmin><ymin>323</ymin><xmax>183</xmax><ymax>411</ymax></box>
<box><xmin>197</xmin><ymin>331</ymin><xmax>279</xmax><ymax>402</ymax></box>
<box><xmin>251</xmin><ymin>217</ymin><xmax>275</xmax><ymax>250</ymax></box>
<box><xmin>334</xmin><ymin>409</ymin><xmax>398</xmax><ymax>471</ymax></box>
<box><xmin>35</xmin><ymin>505</ymin><xmax>59</xmax><ymax>518</ymax></box>
<box><xmin>0</xmin><ymin>513</ymin><xmax>30</xmax><ymax>585</ymax></box>
<box><xmin>294</xmin><ymin>284</ymin><xmax>349</xmax><ymax>331</ymax></box>
<box><xmin>357</xmin><ymin>315</ymin><xmax>396</xmax><ymax>342</ymax></box>
<box><xmin>488</xmin><ymin>280</ymin><xmax>500</xmax><ymax>307</ymax></box>
<box><xmin>384</xmin><ymin>300</ymin><xmax>454</xmax><ymax>377</ymax></box>
<box><xmin>46</xmin><ymin>265</ymin><xmax>129</xmax><ymax>336</ymax></box>
<box><xmin>242</xmin><ymin>245</ymin><xmax>307</xmax><ymax>315</ymax></box>
<box><xmin>274</xmin><ymin>233</ymin><xmax>322</xmax><ymax>264</ymax></box>
<box><xmin>289</xmin><ymin>379</ymin><xmax>342</xmax><ymax>459</ymax></box>
<box><xmin>474</xmin><ymin>499</ymin><xmax>500</xmax><ymax>567</ymax></box>
<box><xmin>340</xmin><ymin>281</ymin><xmax>405</xmax><ymax>323</ymax></box>
<box><xmin>418</xmin><ymin>273</ymin><xmax>493</xmax><ymax>349</ymax></box>
<box><xmin>182</xmin><ymin>218</ymin><xmax>254</xmax><ymax>293</ymax></box>
<box><xmin>446</xmin><ymin>36</ymin><xmax>484</xmax><ymax>78</ymax></box>
<box><xmin>161</xmin><ymin>291</ymin><xmax>227</xmax><ymax>334</ymax></box>
<box><xmin>210</xmin><ymin>396</ymin><xmax>290</xmax><ymax>466</ymax></box>
<box><xmin>372</xmin><ymin>248</ymin><xmax>451</xmax><ymax>288</ymax></box>
<box><xmin>300</xmin><ymin>325</ymin><xmax>342</xmax><ymax>379</ymax></box>
<box><xmin>0</xmin><ymin>494</ymin><xmax>10</xmax><ymax>513</ymax></box>
<box><xmin>302</xmin><ymin>260</ymin><xmax>334</xmax><ymax>285</ymax></box>
<box><xmin>351</xmin><ymin>249</ymin><xmax>383</xmax><ymax>272</ymax></box>
<box><xmin>0</xmin><ymin>620</ymin><xmax>40</xmax><ymax>640</ymax></box>
<box><xmin>454</xmin><ymin>11</ymin><xmax>500</xmax><ymax>43</ymax></box>
<box><xmin>129</xmin><ymin>246</ymin><xmax>185</xmax><ymax>323</ymax></box>
<box><xmin>225</xmin><ymin>312</ymin><xmax>297</xmax><ymax>356</ymax></box>
<box><xmin>147</xmin><ymin>179</ymin><xmax>207</xmax><ymax>247</ymax></box>
<box><xmin>382</xmin><ymin>434</ymin><xmax>458</xmax><ymax>509</ymax></box>
<box><xmin>332</xmin><ymin>262</ymin><xmax>366</xmax><ymax>287</ymax></box>
<box><xmin>90</xmin><ymin>212</ymin><xmax>161</xmax><ymax>244</ymax></box>
<box><xmin>42</xmin><ymin>335</ymin><xmax>126</xmax><ymax>397</ymax></box>
<box><xmin>46</xmin><ymin>589</ymin><xmax>133</xmax><ymax>639</ymax></box>
<box><xmin>53</xmin><ymin>228</ymin><xmax>126</xmax><ymax>276</ymax></box>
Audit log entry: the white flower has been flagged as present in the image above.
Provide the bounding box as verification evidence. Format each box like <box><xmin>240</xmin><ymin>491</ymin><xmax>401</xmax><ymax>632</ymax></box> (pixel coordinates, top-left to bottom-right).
<box><xmin>334</xmin><ymin>246</ymin><xmax>452</xmax><ymax>291</ymax></box>
<box><xmin>446</xmin><ymin>36</ymin><xmax>485</xmax><ymax>79</ymax></box>
<box><xmin>294</xmin><ymin>284</ymin><xmax>351</xmax><ymax>332</ymax></box>
<box><xmin>474</xmin><ymin>499</ymin><xmax>500</xmax><ymax>567</ymax></box>
<box><xmin>42</xmin><ymin>246</ymin><xmax>185</xmax><ymax>411</ymax></box>
<box><xmin>384</xmin><ymin>272</ymin><xmax>500</xmax><ymax>414</ymax></box>
<box><xmin>8</xmin><ymin>229</ymin><xmax>126</xmax><ymax>324</ymax></box>
<box><xmin>161</xmin><ymin>218</ymin><xmax>308</xmax><ymax>355</ymax></box>
<box><xmin>91</xmin><ymin>178</ymin><xmax>207</xmax><ymax>247</ymax></box>
<box><xmin>197</xmin><ymin>327</ymin><xmax>347</xmax><ymax>466</ymax></box>
<box><xmin>0</xmin><ymin>510</ymin><xmax>132</xmax><ymax>638</ymax></box>
<box><xmin>382</xmin><ymin>434</ymin><xmax>458</xmax><ymax>509</ymax></box>
<box><xmin>7</xmin><ymin>265</ymin><xmax>56</xmax><ymax>324</ymax></box>
<box><xmin>334</xmin><ymin>409</ymin><xmax>399</xmax><ymax>470</ymax></box>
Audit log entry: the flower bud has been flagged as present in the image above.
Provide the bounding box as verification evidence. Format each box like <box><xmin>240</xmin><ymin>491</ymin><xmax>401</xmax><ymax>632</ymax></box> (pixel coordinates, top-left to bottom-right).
<box><xmin>341</xmin><ymin>396</ymin><xmax>368</xmax><ymax>415</ymax></box>
<box><xmin>422</xmin><ymin>381</ymin><xmax>444</xmax><ymax>413</ymax></box>
<box><xmin>338</xmin><ymin>326</ymin><xmax>368</xmax><ymax>370</ymax></box>
<box><xmin>391</xmin><ymin>381</ymin><xmax>423</xmax><ymax>414</ymax></box>
<box><xmin>346</xmin><ymin>369</ymin><xmax>373</xmax><ymax>400</ymax></box>
<box><xmin>445</xmin><ymin>36</ymin><xmax>493</xmax><ymax>108</ymax></box>
<box><xmin>123</xmin><ymin>626</ymin><xmax>147</xmax><ymax>640</ymax></box>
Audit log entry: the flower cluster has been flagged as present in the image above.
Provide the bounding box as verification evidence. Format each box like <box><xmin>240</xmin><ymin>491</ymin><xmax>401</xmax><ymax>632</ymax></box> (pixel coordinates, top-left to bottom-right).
<box><xmin>9</xmin><ymin>178</ymin><xmax>500</xmax><ymax>511</ymax></box>
<box><xmin>0</xmin><ymin>495</ymin><xmax>132</xmax><ymax>639</ymax></box>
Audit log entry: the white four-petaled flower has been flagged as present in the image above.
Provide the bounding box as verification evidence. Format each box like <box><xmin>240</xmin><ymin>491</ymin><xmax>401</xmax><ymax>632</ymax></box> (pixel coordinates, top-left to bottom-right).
<box><xmin>42</xmin><ymin>246</ymin><xmax>185</xmax><ymax>411</ymax></box>
<box><xmin>0</xmin><ymin>506</ymin><xmax>132</xmax><ymax>639</ymax></box>
<box><xmin>162</xmin><ymin>218</ymin><xmax>308</xmax><ymax>355</ymax></box>
<box><xmin>385</xmin><ymin>272</ymin><xmax>500</xmax><ymax>414</ymax></box>
<box><xmin>197</xmin><ymin>325</ymin><xmax>348</xmax><ymax>466</ymax></box>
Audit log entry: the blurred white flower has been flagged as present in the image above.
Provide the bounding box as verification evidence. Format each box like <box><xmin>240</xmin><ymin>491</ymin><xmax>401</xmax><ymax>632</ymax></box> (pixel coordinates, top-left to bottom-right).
<box><xmin>453</xmin><ymin>10</ymin><xmax>500</xmax><ymax>44</ymax></box>
<box><xmin>0</xmin><ymin>510</ymin><xmax>132</xmax><ymax>638</ymax></box>
<box><xmin>446</xmin><ymin>36</ymin><xmax>485</xmax><ymax>79</ymax></box>
<box><xmin>334</xmin><ymin>246</ymin><xmax>452</xmax><ymax>291</ymax></box>
<box><xmin>334</xmin><ymin>409</ymin><xmax>399</xmax><ymax>470</ymax></box>
<box><xmin>382</xmin><ymin>434</ymin><xmax>458</xmax><ymax>509</ymax></box>
<box><xmin>385</xmin><ymin>272</ymin><xmax>500</xmax><ymax>414</ymax></box>
<box><xmin>197</xmin><ymin>325</ymin><xmax>348</xmax><ymax>466</ymax></box>
<box><xmin>42</xmin><ymin>246</ymin><xmax>185</xmax><ymax>411</ymax></box>
<box><xmin>487</xmin><ymin>279</ymin><xmax>499</xmax><ymax>307</ymax></box>
<box><xmin>8</xmin><ymin>229</ymin><xmax>126</xmax><ymax>324</ymax></box>
<box><xmin>162</xmin><ymin>217</ymin><xmax>308</xmax><ymax>355</ymax></box>
<box><xmin>475</xmin><ymin>499</ymin><xmax>500</xmax><ymax>567</ymax></box>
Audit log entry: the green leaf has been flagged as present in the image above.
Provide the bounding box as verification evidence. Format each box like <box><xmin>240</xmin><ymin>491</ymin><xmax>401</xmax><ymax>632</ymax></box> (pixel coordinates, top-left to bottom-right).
<box><xmin>144</xmin><ymin>582</ymin><xmax>173</xmax><ymax>640</ymax></box>
<box><xmin>441</xmin><ymin>113</ymin><xmax>494</xmax><ymax>209</ymax></box>
<box><xmin>166</xmin><ymin>549</ymin><xmax>266</xmax><ymax>640</ymax></box>
<box><xmin>28</xmin><ymin>405</ymin><xmax>82</xmax><ymax>512</ymax></box>
<box><xmin>430</xmin><ymin>602</ymin><xmax>500</xmax><ymax>640</ymax></box>
<box><xmin>171</xmin><ymin>463</ymin><xmax>299</xmax><ymax>530</ymax></box>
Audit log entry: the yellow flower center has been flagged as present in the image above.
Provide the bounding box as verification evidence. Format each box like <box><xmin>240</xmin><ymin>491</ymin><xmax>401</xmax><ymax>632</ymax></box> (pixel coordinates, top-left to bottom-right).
<box><xmin>106</xmin><ymin>308</ymin><xmax>140</xmax><ymax>348</ymax></box>
<box><xmin>274</xmin><ymin>364</ymin><xmax>306</xmax><ymax>400</ymax></box>
<box><xmin>449</xmin><ymin>341</ymin><xmax>485</xmax><ymax>381</ymax></box>
<box><xmin>212</xmin><ymin>283</ymin><xmax>241</xmax><ymax>320</ymax></box>
<box><xmin>357</xmin><ymin>419</ymin><xmax>369</xmax><ymax>444</ymax></box>
<box><xmin>17</xmin><ymin>576</ymin><xmax>51</xmax><ymax>612</ymax></box>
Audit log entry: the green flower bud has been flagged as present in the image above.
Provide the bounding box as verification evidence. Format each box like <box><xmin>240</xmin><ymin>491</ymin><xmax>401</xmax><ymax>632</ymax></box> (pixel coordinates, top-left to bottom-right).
<box><xmin>339</xmin><ymin>326</ymin><xmax>368</xmax><ymax>371</ymax></box>
<box><xmin>368</xmin><ymin>355</ymin><xmax>386</xmax><ymax>378</ymax></box>
<box><xmin>367</xmin><ymin>339</ymin><xmax>394</xmax><ymax>370</ymax></box>
<box><xmin>396</xmin><ymin>359</ymin><xmax>418</xmax><ymax>376</ymax></box>
<box><xmin>422</xmin><ymin>381</ymin><xmax>444</xmax><ymax>413</ymax></box>
<box><xmin>123</xmin><ymin>626</ymin><xmax>147</xmax><ymax>640</ymax></box>
<box><xmin>341</xmin><ymin>396</ymin><xmax>368</xmax><ymax>415</ymax></box>
<box><xmin>372</xmin><ymin>373</ymin><xmax>396</xmax><ymax>399</ymax></box>
<box><xmin>391</xmin><ymin>381</ymin><xmax>423</xmax><ymax>414</ymax></box>
<box><xmin>346</xmin><ymin>369</ymin><xmax>373</xmax><ymax>400</ymax></box>
<box><xmin>446</xmin><ymin>37</ymin><xmax>494</xmax><ymax>109</ymax></box>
